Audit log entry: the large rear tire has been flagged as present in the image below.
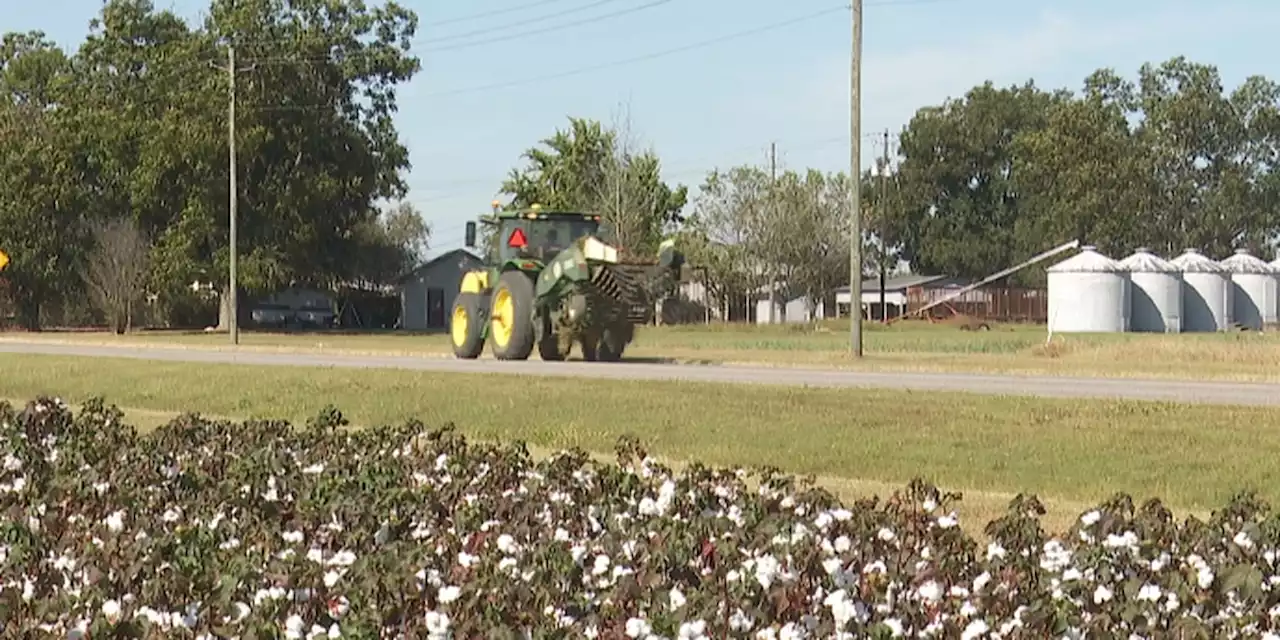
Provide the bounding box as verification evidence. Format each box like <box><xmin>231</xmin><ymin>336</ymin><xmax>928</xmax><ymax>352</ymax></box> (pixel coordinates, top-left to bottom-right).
<box><xmin>489</xmin><ymin>271</ymin><xmax>536</xmax><ymax>360</ymax></box>
<box><xmin>450</xmin><ymin>292</ymin><xmax>485</xmax><ymax>359</ymax></box>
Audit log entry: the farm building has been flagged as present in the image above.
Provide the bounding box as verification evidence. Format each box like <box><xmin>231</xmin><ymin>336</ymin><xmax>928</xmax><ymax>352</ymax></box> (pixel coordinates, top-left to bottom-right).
<box><xmin>397</xmin><ymin>249</ymin><xmax>485</xmax><ymax>331</ymax></box>
<box><xmin>832</xmin><ymin>275</ymin><xmax>1046</xmax><ymax>322</ymax></box>
<box><xmin>755</xmin><ymin>293</ymin><xmax>830</xmax><ymax>324</ymax></box>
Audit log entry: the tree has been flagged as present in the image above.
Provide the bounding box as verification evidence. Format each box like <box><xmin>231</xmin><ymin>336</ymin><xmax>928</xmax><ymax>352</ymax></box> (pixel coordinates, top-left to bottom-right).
<box><xmin>886</xmin><ymin>81</ymin><xmax>1066</xmax><ymax>281</ymax></box>
<box><xmin>0</xmin><ymin>31</ymin><xmax>89</xmax><ymax>329</ymax></box>
<box><xmin>1010</xmin><ymin>70</ymin><xmax>1155</xmax><ymax>265</ymax></box>
<box><xmin>1131</xmin><ymin>57</ymin><xmax>1280</xmax><ymax>256</ymax></box>
<box><xmin>349</xmin><ymin>200</ymin><xmax>431</xmax><ymax>286</ymax></box>
<box><xmin>63</xmin><ymin>0</ymin><xmax>422</xmax><ymax>329</ymax></box>
<box><xmin>766</xmin><ymin>169</ymin><xmax>852</xmax><ymax>320</ymax></box>
<box><xmin>684</xmin><ymin>165</ymin><xmax>772</xmax><ymax>315</ymax></box>
<box><xmin>500</xmin><ymin>116</ymin><xmax>687</xmax><ymax>257</ymax></box>
<box><xmin>83</xmin><ymin>217</ymin><xmax>151</xmax><ymax>333</ymax></box>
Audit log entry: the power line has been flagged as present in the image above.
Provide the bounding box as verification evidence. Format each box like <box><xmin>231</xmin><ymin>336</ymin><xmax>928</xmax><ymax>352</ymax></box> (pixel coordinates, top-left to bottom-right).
<box><xmin>429</xmin><ymin>0</ymin><xmax>577</xmax><ymax>26</ymax></box>
<box><xmin>422</xmin><ymin>0</ymin><xmax>635</xmax><ymax>44</ymax></box>
<box><xmin>424</xmin><ymin>0</ymin><xmax>674</xmax><ymax>52</ymax></box>
<box><xmin>422</xmin><ymin>4</ymin><xmax>851</xmax><ymax>97</ymax></box>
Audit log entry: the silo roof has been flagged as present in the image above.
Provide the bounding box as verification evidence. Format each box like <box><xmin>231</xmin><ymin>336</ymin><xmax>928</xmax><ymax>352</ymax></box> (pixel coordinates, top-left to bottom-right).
<box><xmin>1220</xmin><ymin>249</ymin><xmax>1278</xmax><ymax>274</ymax></box>
<box><xmin>1046</xmin><ymin>246</ymin><xmax>1126</xmax><ymax>273</ymax></box>
<box><xmin>1119</xmin><ymin>248</ymin><xmax>1179</xmax><ymax>273</ymax></box>
<box><xmin>1170</xmin><ymin>248</ymin><xmax>1228</xmax><ymax>273</ymax></box>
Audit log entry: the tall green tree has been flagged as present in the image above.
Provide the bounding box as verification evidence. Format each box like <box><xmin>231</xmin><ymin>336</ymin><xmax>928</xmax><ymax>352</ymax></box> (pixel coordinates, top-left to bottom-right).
<box><xmin>500</xmin><ymin>116</ymin><xmax>688</xmax><ymax>257</ymax></box>
<box><xmin>886</xmin><ymin>81</ymin><xmax>1066</xmax><ymax>281</ymax></box>
<box><xmin>1133</xmin><ymin>57</ymin><xmax>1280</xmax><ymax>256</ymax></box>
<box><xmin>1011</xmin><ymin>69</ymin><xmax>1154</xmax><ymax>262</ymax></box>
<box><xmin>63</xmin><ymin>0</ymin><xmax>422</xmax><ymax>328</ymax></box>
<box><xmin>0</xmin><ymin>32</ymin><xmax>88</xmax><ymax>329</ymax></box>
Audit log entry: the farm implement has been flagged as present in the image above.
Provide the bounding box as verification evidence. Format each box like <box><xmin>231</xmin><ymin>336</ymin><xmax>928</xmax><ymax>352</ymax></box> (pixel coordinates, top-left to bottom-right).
<box><xmin>449</xmin><ymin>203</ymin><xmax>684</xmax><ymax>361</ymax></box>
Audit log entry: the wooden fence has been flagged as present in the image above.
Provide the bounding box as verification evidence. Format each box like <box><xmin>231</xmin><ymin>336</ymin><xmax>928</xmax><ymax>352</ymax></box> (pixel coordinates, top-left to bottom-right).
<box><xmin>907</xmin><ymin>285</ymin><xmax>1047</xmax><ymax>323</ymax></box>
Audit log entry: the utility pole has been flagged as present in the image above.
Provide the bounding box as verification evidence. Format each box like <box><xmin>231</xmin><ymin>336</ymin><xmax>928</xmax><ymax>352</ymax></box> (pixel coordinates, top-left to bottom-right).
<box><xmin>768</xmin><ymin>141</ymin><xmax>777</xmax><ymax>324</ymax></box>
<box><xmin>879</xmin><ymin>128</ymin><xmax>888</xmax><ymax>322</ymax></box>
<box><xmin>848</xmin><ymin>0</ymin><xmax>863</xmax><ymax>356</ymax></box>
<box><xmin>227</xmin><ymin>43</ymin><xmax>239</xmax><ymax>345</ymax></box>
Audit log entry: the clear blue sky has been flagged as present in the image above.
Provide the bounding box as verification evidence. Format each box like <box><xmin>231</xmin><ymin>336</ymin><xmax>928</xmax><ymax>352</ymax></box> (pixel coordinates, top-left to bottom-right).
<box><xmin>8</xmin><ymin>0</ymin><xmax>1280</xmax><ymax>256</ymax></box>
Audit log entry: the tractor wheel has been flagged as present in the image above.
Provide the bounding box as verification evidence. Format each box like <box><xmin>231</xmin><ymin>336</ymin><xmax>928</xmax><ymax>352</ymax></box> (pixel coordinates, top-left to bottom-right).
<box><xmin>450</xmin><ymin>292</ymin><xmax>485</xmax><ymax>359</ymax></box>
<box><xmin>584</xmin><ymin>325</ymin><xmax>628</xmax><ymax>362</ymax></box>
<box><xmin>537</xmin><ymin>313</ymin><xmax>567</xmax><ymax>361</ymax></box>
<box><xmin>488</xmin><ymin>271</ymin><xmax>536</xmax><ymax>360</ymax></box>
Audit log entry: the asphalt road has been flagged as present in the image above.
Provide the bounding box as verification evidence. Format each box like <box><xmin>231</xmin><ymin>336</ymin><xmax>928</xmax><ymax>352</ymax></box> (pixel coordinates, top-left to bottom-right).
<box><xmin>1</xmin><ymin>340</ymin><xmax>1279</xmax><ymax>406</ymax></box>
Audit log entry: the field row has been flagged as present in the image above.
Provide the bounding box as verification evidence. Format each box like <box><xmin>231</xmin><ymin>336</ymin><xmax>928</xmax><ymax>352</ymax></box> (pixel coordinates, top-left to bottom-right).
<box><xmin>8</xmin><ymin>319</ymin><xmax>1280</xmax><ymax>381</ymax></box>
<box><xmin>6</xmin><ymin>352</ymin><xmax>1280</xmax><ymax>534</ymax></box>
<box><xmin>3</xmin><ymin>397</ymin><xmax>1279</xmax><ymax>637</ymax></box>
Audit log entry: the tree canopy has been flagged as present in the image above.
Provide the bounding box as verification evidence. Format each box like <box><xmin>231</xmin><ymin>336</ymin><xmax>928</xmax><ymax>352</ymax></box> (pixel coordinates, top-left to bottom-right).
<box><xmin>0</xmin><ymin>0</ymin><xmax>427</xmax><ymax>329</ymax></box>
<box><xmin>499</xmin><ymin>116</ymin><xmax>688</xmax><ymax>258</ymax></box>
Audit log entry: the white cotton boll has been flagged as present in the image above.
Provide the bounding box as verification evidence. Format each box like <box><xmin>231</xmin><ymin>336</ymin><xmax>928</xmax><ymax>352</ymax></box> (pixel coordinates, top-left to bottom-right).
<box><xmin>437</xmin><ymin>585</ymin><xmax>461</xmax><ymax>604</ymax></box>
<box><xmin>101</xmin><ymin>599</ymin><xmax>122</xmax><ymax>623</ymax></box>
<box><xmin>917</xmin><ymin>580</ymin><xmax>942</xmax><ymax>603</ymax></box>
<box><xmin>496</xmin><ymin>534</ymin><xmax>518</xmax><ymax>554</ymax></box>
<box><xmin>625</xmin><ymin>617</ymin><xmax>651</xmax><ymax>638</ymax></box>
<box><xmin>1093</xmin><ymin>585</ymin><xmax>1113</xmax><ymax>604</ymax></box>
<box><xmin>105</xmin><ymin>510</ymin><xmax>126</xmax><ymax>532</ymax></box>
<box><xmin>592</xmin><ymin>555</ymin><xmax>610</xmax><ymax>576</ymax></box>
<box><xmin>678</xmin><ymin>619</ymin><xmax>707</xmax><ymax>639</ymax></box>
<box><xmin>1080</xmin><ymin>510</ymin><xmax>1101</xmax><ymax>526</ymax></box>
<box><xmin>960</xmin><ymin>619</ymin><xmax>989</xmax><ymax>640</ymax></box>
<box><xmin>1235</xmin><ymin>531</ymin><xmax>1255</xmax><ymax>550</ymax></box>
<box><xmin>669</xmin><ymin>587</ymin><xmax>686</xmax><ymax>610</ymax></box>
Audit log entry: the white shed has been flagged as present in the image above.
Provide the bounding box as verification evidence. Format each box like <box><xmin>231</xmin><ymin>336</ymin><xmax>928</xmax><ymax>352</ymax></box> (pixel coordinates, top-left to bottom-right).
<box><xmin>1169</xmin><ymin>248</ymin><xmax>1232</xmax><ymax>332</ymax></box>
<box><xmin>1219</xmin><ymin>248</ymin><xmax>1278</xmax><ymax>330</ymax></box>
<box><xmin>1119</xmin><ymin>248</ymin><xmax>1182</xmax><ymax>333</ymax></box>
<box><xmin>1046</xmin><ymin>246</ymin><xmax>1130</xmax><ymax>333</ymax></box>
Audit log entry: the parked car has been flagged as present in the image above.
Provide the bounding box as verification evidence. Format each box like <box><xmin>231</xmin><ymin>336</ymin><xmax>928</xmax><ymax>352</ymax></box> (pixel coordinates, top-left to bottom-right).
<box><xmin>295</xmin><ymin>304</ymin><xmax>337</xmax><ymax>329</ymax></box>
<box><xmin>250</xmin><ymin>303</ymin><xmax>293</xmax><ymax>328</ymax></box>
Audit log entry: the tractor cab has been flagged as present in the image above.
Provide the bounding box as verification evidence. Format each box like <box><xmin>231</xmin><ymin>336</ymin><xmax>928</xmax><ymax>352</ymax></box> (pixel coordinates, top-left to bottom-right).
<box><xmin>464</xmin><ymin>203</ymin><xmax>614</xmax><ymax>264</ymax></box>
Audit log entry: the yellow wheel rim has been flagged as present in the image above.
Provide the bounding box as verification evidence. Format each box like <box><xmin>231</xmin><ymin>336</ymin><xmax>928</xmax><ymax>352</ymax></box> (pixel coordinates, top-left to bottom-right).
<box><xmin>490</xmin><ymin>288</ymin><xmax>514</xmax><ymax>347</ymax></box>
<box><xmin>451</xmin><ymin>304</ymin><xmax>469</xmax><ymax>347</ymax></box>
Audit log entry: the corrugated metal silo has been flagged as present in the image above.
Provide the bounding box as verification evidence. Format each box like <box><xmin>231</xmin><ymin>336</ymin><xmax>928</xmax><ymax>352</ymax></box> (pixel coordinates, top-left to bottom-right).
<box><xmin>1119</xmin><ymin>248</ymin><xmax>1182</xmax><ymax>333</ymax></box>
<box><xmin>1046</xmin><ymin>245</ymin><xmax>1130</xmax><ymax>333</ymax></box>
<box><xmin>1169</xmin><ymin>248</ymin><xmax>1233</xmax><ymax>332</ymax></box>
<box><xmin>1219</xmin><ymin>248</ymin><xmax>1278</xmax><ymax>329</ymax></box>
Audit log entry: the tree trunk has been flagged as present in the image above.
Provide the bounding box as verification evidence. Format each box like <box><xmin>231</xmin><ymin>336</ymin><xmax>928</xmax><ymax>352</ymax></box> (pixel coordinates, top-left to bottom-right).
<box><xmin>16</xmin><ymin>299</ymin><xmax>41</xmax><ymax>332</ymax></box>
<box><xmin>216</xmin><ymin>288</ymin><xmax>236</xmax><ymax>331</ymax></box>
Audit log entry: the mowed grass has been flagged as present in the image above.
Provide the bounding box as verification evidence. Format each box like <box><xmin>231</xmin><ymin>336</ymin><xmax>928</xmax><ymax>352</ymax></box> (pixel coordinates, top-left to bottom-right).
<box><xmin>4</xmin><ymin>353</ymin><xmax>1280</xmax><ymax>535</ymax></box>
<box><xmin>8</xmin><ymin>319</ymin><xmax>1280</xmax><ymax>381</ymax></box>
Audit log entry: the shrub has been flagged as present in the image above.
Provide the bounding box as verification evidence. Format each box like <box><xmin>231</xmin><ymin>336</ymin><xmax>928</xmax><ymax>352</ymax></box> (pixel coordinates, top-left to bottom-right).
<box><xmin>2</xmin><ymin>397</ymin><xmax>1280</xmax><ymax>638</ymax></box>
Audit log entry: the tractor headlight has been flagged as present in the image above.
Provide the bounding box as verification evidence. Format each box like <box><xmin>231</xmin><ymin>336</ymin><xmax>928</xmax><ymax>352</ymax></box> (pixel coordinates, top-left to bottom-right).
<box><xmin>581</xmin><ymin>236</ymin><xmax>618</xmax><ymax>263</ymax></box>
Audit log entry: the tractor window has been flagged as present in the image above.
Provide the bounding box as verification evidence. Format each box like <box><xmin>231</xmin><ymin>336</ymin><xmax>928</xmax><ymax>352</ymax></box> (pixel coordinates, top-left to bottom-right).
<box><xmin>497</xmin><ymin>218</ymin><xmax>601</xmax><ymax>262</ymax></box>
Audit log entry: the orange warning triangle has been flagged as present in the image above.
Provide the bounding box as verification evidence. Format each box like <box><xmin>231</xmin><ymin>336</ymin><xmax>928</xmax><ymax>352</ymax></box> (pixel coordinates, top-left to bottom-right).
<box><xmin>507</xmin><ymin>228</ymin><xmax>527</xmax><ymax>248</ymax></box>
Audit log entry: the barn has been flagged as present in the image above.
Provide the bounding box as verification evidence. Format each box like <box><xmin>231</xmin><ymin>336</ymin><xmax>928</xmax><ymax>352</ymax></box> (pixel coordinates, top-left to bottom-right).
<box><xmin>397</xmin><ymin>248</ymin><xmax>485</xmax><ymax>331</ymax></box>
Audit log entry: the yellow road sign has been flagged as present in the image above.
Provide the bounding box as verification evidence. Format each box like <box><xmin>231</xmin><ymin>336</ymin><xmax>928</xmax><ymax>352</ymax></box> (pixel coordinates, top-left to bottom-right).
<box><xmin>0</xmin><ymin>250</ymin><xmax>8</xmax><ymax>271</ymax></box>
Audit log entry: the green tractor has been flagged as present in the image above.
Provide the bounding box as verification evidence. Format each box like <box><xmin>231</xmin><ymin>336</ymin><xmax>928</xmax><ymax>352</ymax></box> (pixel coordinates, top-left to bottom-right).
<box><xmin>449</xmin><ymin>202</ymin><xmax>684</xmax><ymax>362</ymax></box>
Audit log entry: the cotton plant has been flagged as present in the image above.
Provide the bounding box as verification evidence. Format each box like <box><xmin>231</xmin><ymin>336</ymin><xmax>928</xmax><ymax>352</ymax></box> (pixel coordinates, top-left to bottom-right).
<box><xmin>7</xmin><ymin>398</ymin><xmax>1280</xmax><ymax>637</ymax></box>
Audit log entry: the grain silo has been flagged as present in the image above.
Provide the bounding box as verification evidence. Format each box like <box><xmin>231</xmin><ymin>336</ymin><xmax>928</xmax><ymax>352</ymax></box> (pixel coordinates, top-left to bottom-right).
<box><xmin>1169</xmin><ymin>248</ymin><xmax>1233</xmax><ymax>331</ymax></box>
<box><xmin>1119</xmin><ymin>248</ymin><xmax>1182</xmax><ymax>333</ymax></box>
<box><xmin>1219</xmin><ymin>248</ymin><xmax>1278</xmax><ymax>330</ymax></box>
<box><xmin>1046</xmin><ymin>246</ymin><xmax>1129</xmax><ymax>333</ymax></box>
